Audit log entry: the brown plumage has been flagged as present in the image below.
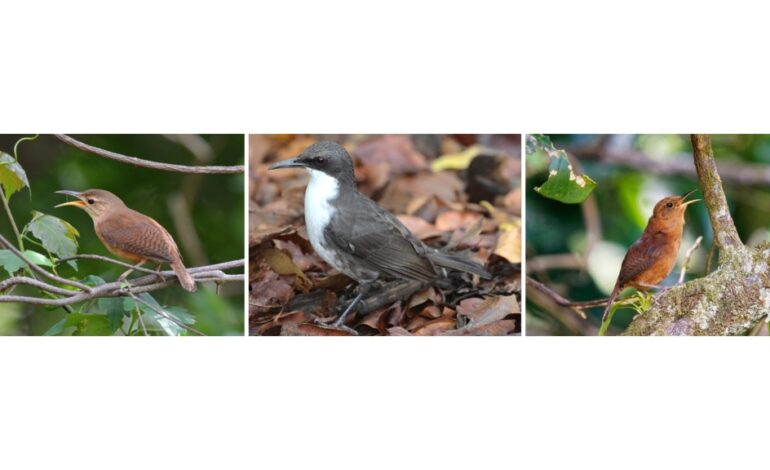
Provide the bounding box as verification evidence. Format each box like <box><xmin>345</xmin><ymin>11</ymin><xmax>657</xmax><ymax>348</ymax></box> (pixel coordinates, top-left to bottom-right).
<box><xmin>602</xmin><ymin>190</ymin><xmax>699</xmax><ymax>321</ymax></box>
<box><xmin>56</xmin><ymin>189</ymin><xmax>196</xmax><ymax>292</ymax></box>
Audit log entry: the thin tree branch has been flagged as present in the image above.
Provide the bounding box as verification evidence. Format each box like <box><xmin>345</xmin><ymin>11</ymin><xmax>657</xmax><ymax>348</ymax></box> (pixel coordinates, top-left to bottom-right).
<box><xmin>677</xmin><ymin>236</ymin><xmax>703</xmax><ymax>284</ymax></box>
<box><xmin>572</xmin><ymin>139</ymin><xmax>770</xmax><ymax>187</ymax></box>
<box><xmin>0</xmin><ymin>233</ymin><xmax>92</xmax><ymax>292</ymax></box>
<box><xmin>691</xmin><ymin>134</ymin><xmax>743</xmax><ymax>251</ymax></box>
<box><xmin>0</xmin><ymin>259</ymin><xmax>244</xmax><ymax>305</ymax></box>
<box><xmin>54</xmin><ymin>134</ymin><xmax>244</xmax><ymax>174</ymax></box>
<box><xmin>0</xmin><ymin>276</ymin><xmax>77</xmax><ymax>296</ymax></box>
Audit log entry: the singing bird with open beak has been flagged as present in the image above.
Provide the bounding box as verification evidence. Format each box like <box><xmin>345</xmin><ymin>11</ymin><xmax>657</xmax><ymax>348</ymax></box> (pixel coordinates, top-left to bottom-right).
<box><xmin>56</xmin><ymin>189</ymin><xmax>196</xmax><ymax>292</ymax></box>
<box><xmin>602</xmin><ymin>189</ymin><xmax>700</xmax><ymax>321</ymax></box>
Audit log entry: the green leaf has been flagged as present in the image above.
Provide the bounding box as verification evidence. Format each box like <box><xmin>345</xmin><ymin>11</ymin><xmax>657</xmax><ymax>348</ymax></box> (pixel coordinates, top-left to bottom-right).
<box><xmin>0</xmin><ymin>151</ymin><xmax>30</xmax><ymax>200</ymax></box>
<box><xmin>165</xmin><ymin>306</ymin><xmax>196</xmax><ymax>325</ymax></box>
<box><xmin>529</xmin><ymin>134</ymin><xmax>597</xmax><ymax>204</ymax></box>
<box><xmin>64</xmin><ymin>313</ymin><xmax>114</xmax><ymax>336</ymax></box>
<box><xmin>22</xmin><ymin>250</ymin><xmax>54</xmax><ymax>267</ymax></box>
<box><xmin>0</xmin><ymin>249</ymin><xmax>26</xmax><ymax>276</ymax></box>
<box><xmin>25</xmin><ymin>211</ymin><xmax>80</xmax><ymax>260</ymax></box>
<box><xmin>43</xmin><ymin>318</ymin><xmax>67</xmax><ymax>336</ymax></box>
<box><xmin>97</xmin><ymin>297</ymin><xmax>127</xmax><ymax>333</ymax></box>
<box><xmin>83</xmin><ymin>275</ymin><xmax>106</xmax><ymax>286</ymax></box>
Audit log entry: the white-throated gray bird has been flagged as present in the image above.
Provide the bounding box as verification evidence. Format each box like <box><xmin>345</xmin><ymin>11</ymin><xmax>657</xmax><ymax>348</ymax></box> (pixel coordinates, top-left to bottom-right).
<box><xmin>269</xmin><ymin>141</ymin><xmax>491</xmax><ymax>327</ymax></box>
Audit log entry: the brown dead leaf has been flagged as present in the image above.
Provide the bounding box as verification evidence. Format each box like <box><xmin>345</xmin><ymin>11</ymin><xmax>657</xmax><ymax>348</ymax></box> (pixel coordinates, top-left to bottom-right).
<box><xmin>411</xmin><ymin>317</ymin><xmax>456</xmax><ymax>336</ymax></box>
<box><xmin>494</xmin><ymin>227</ymin><xmax>521</xmax><ymax>263</ymax></box>
<box><xmin>257</xmin><ymin>247</ymin><xmax>313</xmax><ymax>292</ymax></box>
<box><xmin>435</xmin><ymin>210</ymin><xmax>483</xmax><ymax>232</ymax></box>
<box><xmin>354</xmin><ymin>135</ymin><xmax>427</xmax><ymax>174</ymax></box>
<box><xmin>250</xmin><ymin>270</ymin><xmax>294</xmax><ymax>308</ymax></box>
<box><xmin>397</xmin><ymin>215</ymin><xmax>443</xmax><ymax>240</ymax></box>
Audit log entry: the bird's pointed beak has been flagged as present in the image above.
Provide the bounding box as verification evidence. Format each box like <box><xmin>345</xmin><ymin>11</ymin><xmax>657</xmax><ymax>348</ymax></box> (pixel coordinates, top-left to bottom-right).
<box><xmin>269</xmin><ymin>157</ymin><xmax>305</xmax><ymax>170</ymax></box>
<box><xmin>55</xmin><ymin>190</ymin><xmax>85</xmax><ymax>208</ymax></box>
<box><xmin>680</xmin><ymin>189</ymin><xmax>700</xmax><ymax>206</ymax></box>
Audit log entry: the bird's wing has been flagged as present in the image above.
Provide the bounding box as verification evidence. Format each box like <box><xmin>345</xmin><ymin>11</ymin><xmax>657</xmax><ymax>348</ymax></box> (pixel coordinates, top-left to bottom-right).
<box><xmin>616</xmin><ymin>233</ymin><xmax>666</xmax><ymax>287</ymax></box>
<box><xmin>97</xmin><ymin>211</ymin><xmax>179</xmax><ymax>263</ymax></box>
<box><xmin>323</xmin><ymin>197</ymin><xmax>436</xmax><ymax>282</ymax></box>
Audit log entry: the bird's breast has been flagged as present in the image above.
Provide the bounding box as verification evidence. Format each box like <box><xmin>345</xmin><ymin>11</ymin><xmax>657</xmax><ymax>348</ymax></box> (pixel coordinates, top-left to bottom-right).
<box><xmin>304</xmin><ymin>169</ymin><xmax>346</xmax><ymax>271</ymax></box>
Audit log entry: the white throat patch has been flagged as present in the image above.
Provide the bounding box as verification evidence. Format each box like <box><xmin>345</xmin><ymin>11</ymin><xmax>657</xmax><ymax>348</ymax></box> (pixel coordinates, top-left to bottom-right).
<box><xmin>304</xmin><ymin>168</ymin><xmax>343</xmax><ymax>270</ymax></box>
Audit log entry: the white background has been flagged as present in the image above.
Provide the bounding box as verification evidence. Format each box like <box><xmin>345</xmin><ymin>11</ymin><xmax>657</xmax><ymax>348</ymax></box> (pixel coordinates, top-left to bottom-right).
<box><xmin>2</xmin><ymin>1</ymin><xmax>770</xmax><ymax>469</ymax></box>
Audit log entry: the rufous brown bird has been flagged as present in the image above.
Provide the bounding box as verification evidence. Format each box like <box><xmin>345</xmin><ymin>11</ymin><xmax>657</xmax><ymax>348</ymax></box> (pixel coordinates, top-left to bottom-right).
<box><xmin>56</xmin><ymin>189</ymin><xmax>196</xmax><ymax>292</ymax></box>
<box><xmin>602</xmin><ymin>190</ymin><xmax>699</xmax><ymax>321</ymax></box>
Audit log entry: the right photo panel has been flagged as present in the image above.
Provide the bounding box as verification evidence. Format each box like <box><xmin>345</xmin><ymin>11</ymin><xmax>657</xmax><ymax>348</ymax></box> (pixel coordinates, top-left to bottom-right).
<box><xmin>526</xmin><ymin>134</ymin><xmax>770</xmax><ymax>336</ymax></box>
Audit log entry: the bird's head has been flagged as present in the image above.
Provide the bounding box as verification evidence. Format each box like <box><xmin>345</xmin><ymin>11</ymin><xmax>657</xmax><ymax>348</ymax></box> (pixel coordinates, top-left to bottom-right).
<box><xmin>651</xmin><ymin>189</ymin><xmax>700</xmax><ymax>224</ymax></box>
<box><xmin>55</xmin><ymin>189</ymin><xmax>126</xmax><ymax>219</ymax></box>
<box><xmin>268</xmin><ymin>141</ymin><xmax>355</xmax><ymax>185</ymax></box>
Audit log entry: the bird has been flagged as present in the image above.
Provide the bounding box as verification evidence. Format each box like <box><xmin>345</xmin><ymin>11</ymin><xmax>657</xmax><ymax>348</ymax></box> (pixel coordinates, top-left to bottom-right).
<box><xmin>55</xmin><ymin>189</ymin><xmax>197</xmax><ymax>292</ymax></box>
<box><xmin>269</xmin><ymin>141</ymin><xmax>491</xmax><ymax>326</ymax></box>
<box><xmin>602</xmin><ymin>190</ymin><xmax>699</xmax><ymax>321</ymax></box>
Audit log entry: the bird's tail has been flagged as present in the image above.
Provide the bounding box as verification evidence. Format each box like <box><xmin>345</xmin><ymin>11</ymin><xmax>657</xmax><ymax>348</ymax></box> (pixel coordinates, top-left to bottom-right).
<box><xmin>427</xmin><ymin>251</ymin><xmax>492</xmax><ymax>279</ymax></box>
<box><xmin>601</xmin><ymin>285</ymin><xmax>621</xmax><ymax>321</ymax></box>
<box><xmin>171</xmin><ymin>258</ymin><xmax>197</xmax><ymax>292</ymax></box>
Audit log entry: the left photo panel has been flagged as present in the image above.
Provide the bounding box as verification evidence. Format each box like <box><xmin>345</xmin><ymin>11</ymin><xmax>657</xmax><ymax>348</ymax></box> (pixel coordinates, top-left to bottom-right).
<box><xmin>0</xmin><ymin>134</ymin><xmax>245</xmax><ymax>336</ymax></box>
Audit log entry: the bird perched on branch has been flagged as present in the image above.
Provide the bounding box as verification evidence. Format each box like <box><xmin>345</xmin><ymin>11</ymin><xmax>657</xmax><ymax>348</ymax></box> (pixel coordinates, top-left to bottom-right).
<box><xmin>602</xmin><ymin>190</ymin><xmax>699</xmax><ymax>321</ymax></box>
<box><xmin>56</xmin><ymin>189</ymin><xmax>196</xmax><ymax>292</ymax></box>
<box><xmin>269</xmin><ymin>141</ymin><xmax>491</xmax><ymax>327</ymax></box>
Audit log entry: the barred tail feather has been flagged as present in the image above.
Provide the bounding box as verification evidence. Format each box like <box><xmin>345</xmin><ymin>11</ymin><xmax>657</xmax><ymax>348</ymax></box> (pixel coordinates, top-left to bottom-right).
<box><xmin>171</xmin><ymin>259</ymin><xmax>197</xmax><ymax>292</ymax></box>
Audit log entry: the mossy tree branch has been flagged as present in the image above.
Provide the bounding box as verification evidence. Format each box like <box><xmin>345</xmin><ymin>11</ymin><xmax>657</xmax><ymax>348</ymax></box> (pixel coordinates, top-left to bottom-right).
<box><xmin>624</xmin><ymin>134</ymin><xmax>768</xmax><ymax>336</ymax></box>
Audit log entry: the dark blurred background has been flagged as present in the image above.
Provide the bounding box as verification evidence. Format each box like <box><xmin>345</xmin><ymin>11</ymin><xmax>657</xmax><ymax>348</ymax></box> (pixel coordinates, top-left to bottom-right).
<box><xmin>0</xmin><ymin>134</ymin><xmax>244</xmax><ymax>335</ymax></box>
<box><xmin>527</xmin><ymin>134</ymin><xmax>770</xmax><ymax>336</ymax></box>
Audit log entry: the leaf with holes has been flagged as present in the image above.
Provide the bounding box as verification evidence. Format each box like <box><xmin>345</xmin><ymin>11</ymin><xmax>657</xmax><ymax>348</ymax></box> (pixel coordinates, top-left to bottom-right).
<box><xmin>529</xmin><ymin>134</ymin><xmax>596</xmax><ymax>204</ymax></box>
<box><xmin>0</xmin><ymin>151</ymin><xmax>30</xmax><ymax>200</ymax></box>
<box><xmin>24</xmin><ymin>211</ymin><xmax>80</xmax><ymax>260</ymax></box>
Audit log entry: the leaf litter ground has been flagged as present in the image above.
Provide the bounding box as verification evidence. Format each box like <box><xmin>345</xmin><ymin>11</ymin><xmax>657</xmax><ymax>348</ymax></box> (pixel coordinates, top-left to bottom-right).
<box><xmin>250</xmin><ymin>135</ymin><xmax>521</xmax><ymax>336</ymax></box>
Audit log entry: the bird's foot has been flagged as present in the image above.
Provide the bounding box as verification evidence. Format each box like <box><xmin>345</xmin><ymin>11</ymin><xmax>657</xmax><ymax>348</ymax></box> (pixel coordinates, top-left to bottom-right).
<box><xmin>311</xmin><ymin>316</ymin><xmax>359</xmax><ymax>335</ymax></box>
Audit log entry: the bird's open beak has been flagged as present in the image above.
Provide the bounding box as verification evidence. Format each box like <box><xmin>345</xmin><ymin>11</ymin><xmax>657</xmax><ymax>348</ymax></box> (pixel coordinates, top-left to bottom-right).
<box><xmin>680</xmin><ymin>189</ymin><xmax>700</xmax><ymax>206</ymax></box>
<box><xmin>55</xmin><ymin>190</ymin><xmax>86</xmax><ymax>208</ymax></box>
<box><xmin>269</xmin><ymin>157</ymin><xmax>305</xmax><ymax>170</ymax></box>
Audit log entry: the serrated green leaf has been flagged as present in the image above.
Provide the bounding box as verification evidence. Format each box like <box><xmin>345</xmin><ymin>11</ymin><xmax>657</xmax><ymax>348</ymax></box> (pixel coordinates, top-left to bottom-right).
<box><xmin>0</xmin><ymin>249</ymin><xmax>26</xmax><ymax>276</ymax></box>
<box><xmin>0</xmin><ymin>151</ymin><xmax>30</xmax><ymax>200</ymax></box>
<box><xmin>529</xmin><ymin>134</ymin><xmax>597</xmax><ymax>204</ymax></box>
<box><xmin>64</xmin><ymin>313</ymin><xmax>114</xmax><ymax>336</ymax></box>
<box><xmin>25</xmin><ymin>211</ymin><xmax>80</xmax><ymax>259</ymax></box>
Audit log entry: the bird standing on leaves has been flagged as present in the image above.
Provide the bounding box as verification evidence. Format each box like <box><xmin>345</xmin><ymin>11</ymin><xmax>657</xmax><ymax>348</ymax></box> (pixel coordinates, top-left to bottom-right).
<box><xmin>269</xmin><ymin>141</ymin><xmax>491</xmax><ymax>327</ymax></box>
<box><xmin>56</xmin><ymin>189</ymin><xmax>197</xmax><ymax>292</ymax></box>
<box><xmin>602</xmin><ymin>190</ymin><xmax>699</xmax><ymax>321</ymax></box>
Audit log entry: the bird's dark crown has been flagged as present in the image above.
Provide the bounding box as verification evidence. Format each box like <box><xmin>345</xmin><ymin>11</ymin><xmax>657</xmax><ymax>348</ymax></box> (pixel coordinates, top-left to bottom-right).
<box><xmin>269</xmin><ymin>141</ymin><xmax>355</xmax><ymax>184</ymax></box>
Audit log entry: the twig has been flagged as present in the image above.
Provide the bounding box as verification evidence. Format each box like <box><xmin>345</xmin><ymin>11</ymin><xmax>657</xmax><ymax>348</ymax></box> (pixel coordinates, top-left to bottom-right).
<box><xmin>677</xmin><ymin>236</ymin><xmax>703</xmax><ymax>284</ymax></box>
<box><xmin>0</xmin><ymin>233</ymin><xmax>92</xmax><ymax>292</ymax></box>
<box><xmin>54</xmin><ymin>134</ymin><xmax>244</xmax><ymax>174</ymax></box>
<box><xmin>572</xmin><ymin>140</ymin><xmax>770</xmax><ymax>187</ymax></box>
<box><xmin>57</xmin><ymin>254</ymin><xmax>162</xmax><ymax>274</ymax></box>
<box><xmin>0</xmin><ymin>259</ymin><xmax>244</xmax><ymax>306</ymax></box>
<box><xmin>0</xmin><ymin>276</ymin><xmax>77</xmax><ymax>296</ymax></box>
<box><xmin>526</xmin><ymin>276</ymin><xmax>592</xmax><ymax>319</ymax></box>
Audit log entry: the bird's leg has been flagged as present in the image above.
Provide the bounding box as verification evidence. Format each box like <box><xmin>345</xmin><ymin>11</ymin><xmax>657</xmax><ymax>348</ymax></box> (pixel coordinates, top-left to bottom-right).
<box><xmin>154</xmin><ymin>263</ymin><xmax>165</xmax><ymax>283</ymax></box>
<box><xmin>118</xmin><ymin>260</ymin><xmax>146</xmax><ymax>291</ymax></box>
<box><xmin>333</xmin><ymin>281</ymin><xmax>375</xmax><ymax>328</ymax></box>
<box><xmin>635</xmin><ymin>282</ymin><xmax>672</xmax><ymax>304</ymax></box>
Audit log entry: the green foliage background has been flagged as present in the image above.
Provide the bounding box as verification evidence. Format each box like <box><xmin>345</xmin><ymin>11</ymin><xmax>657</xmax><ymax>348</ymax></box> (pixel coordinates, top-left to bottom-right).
<box><xmin>527</xmin><ymin>134</ymin><xmax>770</xmax><ymax>335</ymax></box>
<box><xmin>0</xmin><ymin>134</ymin><xmax>244</xmax><ymax>335</ymax></box>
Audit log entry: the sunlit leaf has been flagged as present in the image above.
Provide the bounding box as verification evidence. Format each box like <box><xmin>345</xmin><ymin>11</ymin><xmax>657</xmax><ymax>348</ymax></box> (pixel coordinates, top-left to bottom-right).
<box><xmin>431</xmin><ymin>145</ymin><xmax>481</xmax><ymax>172</ymax></box>
<box><xmin>0</xmin><ymin>151</ymin><xmax>30</xmax><ymax>200</ymax></box>
<box><xmin>25</xmin><ymin>211</ymin><xmax>80</xmax><ymax>260</ymax></box>
<box><xmin>529</xmin><ymin>134</ymin><xmax>596</xmax><ymax>204</ymax></box>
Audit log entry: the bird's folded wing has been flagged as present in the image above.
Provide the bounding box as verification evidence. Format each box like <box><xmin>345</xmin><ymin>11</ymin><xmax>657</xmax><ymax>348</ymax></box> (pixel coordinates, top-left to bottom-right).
<box><xmin>98</xmin><ymin>215</ymin><xmax>176</xmax><ymax>263</ymax></box>
<box><xmin>617</xmin><ymin>234</ymin><xmax>665</xmax><ymax>286</ymax></box>
<box><xmin>324</xmin><ymin>202</ymin><xmax>436</xmax><ymax>282</ymax></box>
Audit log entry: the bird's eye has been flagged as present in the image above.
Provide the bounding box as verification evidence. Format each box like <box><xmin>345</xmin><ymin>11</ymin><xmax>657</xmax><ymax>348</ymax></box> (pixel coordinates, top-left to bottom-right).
<box><xmin>666</xmin><ymin>202</ymin><xmax>673</xmax><ymax>208</ymax></box>
<box><xmin>87</xmin><ymin>199</ymin><xmax>95</xmax><ymax>204</ymax></box>
<box><xmin>314</xmin><ymin>156</ymin><xmax>326</xmax><ymax>164</ymax></box>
